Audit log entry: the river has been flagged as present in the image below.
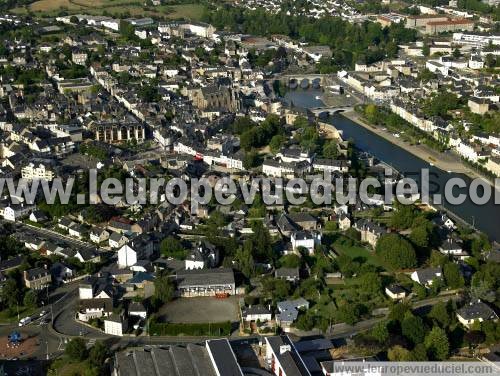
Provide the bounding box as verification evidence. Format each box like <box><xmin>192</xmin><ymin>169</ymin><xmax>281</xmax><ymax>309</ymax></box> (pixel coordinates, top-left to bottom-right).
<box><xmin>285</xmin><ymin>90</ymin><xmax>499</xmax><ymax>241</ymax></box>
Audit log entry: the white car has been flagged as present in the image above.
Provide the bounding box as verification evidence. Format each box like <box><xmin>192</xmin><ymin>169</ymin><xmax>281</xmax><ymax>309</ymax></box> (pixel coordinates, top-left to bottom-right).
<box><xmin>19</xmin><ymin>317</ymin><xmax>31</xmax><ymax>327</ymax></box>
<box><xmin>39</xmin><ymin>310</ymin><xmax>47</xmax><ymax>317</ymax></box>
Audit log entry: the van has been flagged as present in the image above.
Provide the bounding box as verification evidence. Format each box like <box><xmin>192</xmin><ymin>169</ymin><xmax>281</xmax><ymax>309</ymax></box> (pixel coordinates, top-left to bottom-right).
<box><xmin>18</xmin><ymin>317</ymin><xmax>31</xmax><ymax>327</ymax></box>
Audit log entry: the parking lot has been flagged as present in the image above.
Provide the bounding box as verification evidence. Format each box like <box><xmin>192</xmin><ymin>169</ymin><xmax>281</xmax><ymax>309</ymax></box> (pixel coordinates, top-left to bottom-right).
<box><xmin>158</xmin><ymin>296</ymin><xmax>240</xmax><ymax>324</ymax></box>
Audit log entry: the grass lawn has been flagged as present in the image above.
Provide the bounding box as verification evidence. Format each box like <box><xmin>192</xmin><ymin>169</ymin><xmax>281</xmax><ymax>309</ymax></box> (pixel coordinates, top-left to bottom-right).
<box><xmin>0</xmin><ymin>306</ymin><xmax>36</xmax><ymax>324</ymax></box>
<box><xmin>11</xmin><ymin>0</ymin><xmax>206</xmax><ymax>20</ymax></box>
<box><xmin>333</xmin><ymin>238</ymin><xmax>382</xmax><ymax>267</ymax></box>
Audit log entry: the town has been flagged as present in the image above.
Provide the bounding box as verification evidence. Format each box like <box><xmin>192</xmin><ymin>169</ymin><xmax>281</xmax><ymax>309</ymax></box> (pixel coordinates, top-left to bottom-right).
<box><xmin>0</xmin><ymin>0</ymin><xmax>498</xmax><ymax>375</ymax></box>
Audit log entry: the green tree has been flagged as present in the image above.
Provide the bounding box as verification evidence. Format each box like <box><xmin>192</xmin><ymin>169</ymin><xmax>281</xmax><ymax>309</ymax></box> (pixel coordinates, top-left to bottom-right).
<box><xmin>153</xmin><ymin>271</ymin><xmax>174</xmax><ymax>305</ymax></box>
<box><xmin>88</xmin><ymin>341</ymin><xmax>109</xmax><ymax>368</ymax></box>
<box><xmin>269</xmin><ymin>134</ymin><xmax>286</xmax><ymax>154</ymax></box>
<box><xmin>358</xmin><ymin>272</ymin><xmax>382</xmax><ymax>295</ymax></box>
<box><xmin>371</xmin><ymin>320</ymin><xmax>389</xmax><ymax>343</ymax></box>
<box><xmin>23</xmin><ymin>290</ymin><xmax>38</xmax><ymax>309</ymax></box>
<box><xmin>243</xmin><ymin>149</ymin><xmax>261</xmax><ymax>169</ymax></box>
<box><xmin>234</xmin><ymin>245</ymin><xmax>255</xmax><ymax>278</ymax></box>
<box><xmin>160</xmin><ymin>236</ymin><xmax>186</xmax><ymax>259</ymax></box>
<box><xmin>1</xmin><ymin>278</ymin><xmax>21</xmax><ymax>309</ymax></box>
<box><xmin>322</xmin><ymin>140</ymin><xmax>339</xmax><ymax>158</ymax></box>
<box><xmin>65</xmin><ymin>338</ymin><xmax>88</xmax><ymax>362</ymax></box>
<box><xmin>425</xmin><ymin>327</ymin><xmax>449</xmax><ymax>360</ymax></box>
<box><xmin>428</xmin><ymin>302</ymin><xmax>450</xmax><ymax>328</ymax></box>
<box><xmin>389</xmin><ymin>302</ymin><xmax>410</xmax><ymax>322</ymax></box>
<box><xmin>443</xmin><ymin>263</ymin><xmax>465</xmax><ymax>289</ymax></box>
<box><xmin>375</xmin><ymin>234</ymin><xmax>417</xmax><ymax>269</ymax></box>
<box><xmin>388</xmin><ymin>345</ymin><xmax>411</xmax><ymax>361</ymax></box>
<box><xmin>409</xmin><ymin>225</ymin><xmax>430</xmax><ymax>249</ymax></box>
<box><xmin>402</xmin><ymin>312</ymin><xmax>426</xmax><ymax>345</ymax></box>
<box><xmin>410</xmin><ymin>343</ymin><xmax>428</xmax><ymax>361</ymax></box>
<box><xmin>364</xmin><ymin>104</ymin><xmax>379</xmax><ymax>123</ymax></box>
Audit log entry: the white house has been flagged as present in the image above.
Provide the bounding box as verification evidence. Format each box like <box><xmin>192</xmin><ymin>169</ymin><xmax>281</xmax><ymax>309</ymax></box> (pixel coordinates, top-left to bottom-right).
<box><xmin>3</xmin><ymin>204</ymin><xmax>33</xmax><ymax>222</ymax></box>
<box><xmin>291</xmin><ymin>231</ymin><xmax>321</xmax><ymax>254</ymax></box>
<box><xmin>128</xmin><ymin>302</ymin><xmax>147</xmax><ymax>319</ymax></box>
<box><xmin>109</xmin><ymin>232</ymin><xmax>128</xmax><ymax>249</ymax></box>
<box><xmin>118</xmin><ymin>244</ymin><xmax>138</xmax><ymax>268</ymax></box>
<box><xmin>456</xmin><ymin>301</ymin><xmax>498</xmax><ymax>328</ymax></box>
<box><xmin>90</xmin><ymin>227</ymin><xmax>110</xmax><ymax>244</ymax></box>
<box><xmin>104</xmin><ymin>314</ymin><xmax>127</xmax><ymax>336</ymax></box>
<box><xmin>241</xmin><ymin>305</ymin><xmax>272</xmax><ymax>322</ymax></box>
<box><xmin>385</xmin><ymin>284</ymin><xmax>408</xmax><ymax>300</ymax></box>
<box><xmin>411</xmin><ymin>267</ymin><xmax>442</xmax><ymax>287</ymax></box>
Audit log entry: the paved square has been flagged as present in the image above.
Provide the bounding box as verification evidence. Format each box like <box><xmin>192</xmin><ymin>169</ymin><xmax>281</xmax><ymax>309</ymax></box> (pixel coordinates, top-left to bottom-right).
<box><xmin>158</xmin><ymin>296</ymin><xmax>239</xmax><ymax>323</ymax></box>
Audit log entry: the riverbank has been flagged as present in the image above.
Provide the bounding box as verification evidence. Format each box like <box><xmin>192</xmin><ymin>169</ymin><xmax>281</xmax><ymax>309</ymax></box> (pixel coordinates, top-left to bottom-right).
<box><xmin>340</xmin><ymin>111</ymin><xmax>494</xmax><ymax>184</ymax></box>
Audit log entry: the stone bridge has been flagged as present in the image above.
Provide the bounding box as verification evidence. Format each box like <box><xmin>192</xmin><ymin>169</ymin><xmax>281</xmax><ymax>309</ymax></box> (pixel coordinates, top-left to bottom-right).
<box><xmin>276</xmin><ymin>74</ymin><xmax>332</xmax><ymax>88</ymax></box>
<box><xmin>309</xmin><ymin>106</ymin><xmax>354</xmax><ymax>116</ymax></box>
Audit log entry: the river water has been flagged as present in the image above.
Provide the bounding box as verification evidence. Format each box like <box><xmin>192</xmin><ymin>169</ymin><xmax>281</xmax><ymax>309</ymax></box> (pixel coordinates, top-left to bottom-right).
<box><xmin>285</xmin><ymin>89</ymin><xmax>499</xmax><ymax>241</ymax></box>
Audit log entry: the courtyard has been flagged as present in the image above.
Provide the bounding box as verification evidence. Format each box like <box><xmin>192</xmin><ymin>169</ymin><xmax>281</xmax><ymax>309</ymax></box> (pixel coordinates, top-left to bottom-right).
<box><xmin>158</xmin><ymin>296</ymin><xmax>240</xmax><ymax>324</ymax></box>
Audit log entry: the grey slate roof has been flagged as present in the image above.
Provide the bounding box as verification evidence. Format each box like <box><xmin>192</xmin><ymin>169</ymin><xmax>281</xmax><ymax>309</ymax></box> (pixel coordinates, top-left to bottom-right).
<box><xmin>457</xmin><ymin>301</ymin><xmax>498</xmax><ymax>321</ymax></box>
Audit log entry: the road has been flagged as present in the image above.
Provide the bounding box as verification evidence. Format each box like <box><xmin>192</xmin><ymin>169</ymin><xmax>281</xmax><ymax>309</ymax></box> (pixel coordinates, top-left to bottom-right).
<box><xmin>20</xmin><ymin>223</ymin><xmax>97</xmax><ymax>251</ymax></box>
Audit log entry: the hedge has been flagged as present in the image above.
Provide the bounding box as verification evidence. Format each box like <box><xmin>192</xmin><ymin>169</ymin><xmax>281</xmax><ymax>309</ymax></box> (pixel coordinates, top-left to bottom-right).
<box><xmin>149</xmin><ymin>321</ymin><xmax>232</xmax><ymax>336</ymax></box>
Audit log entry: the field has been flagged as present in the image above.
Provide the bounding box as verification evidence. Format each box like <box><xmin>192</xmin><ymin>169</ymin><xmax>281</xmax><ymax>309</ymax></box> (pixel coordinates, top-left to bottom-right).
<box><xmin>11</xmin><ymin>0</ymin><xmax>205</xmax><ymax>20</ymax></box>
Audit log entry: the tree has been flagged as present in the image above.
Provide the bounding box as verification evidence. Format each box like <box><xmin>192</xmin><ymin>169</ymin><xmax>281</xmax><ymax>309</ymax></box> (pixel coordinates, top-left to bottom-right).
<box><xmin>234</xmin><ymin>245</ymin><xmax>255</xmax><ymax>278</ymax></box>
<box><xmin>70</xmin><ymin>15</ymin><xmax>79</xmax><ymax>24</ymax></box>
<box><xmin>389</xmin><ymin>302</ymin><xmax>410</xmax><ymax>322</ymax></box>
<box><xmin>425</xmin><ymin>327</ymin><xmax>449</xmax><ymax>360</ymax></box>
<box><xmin>409</xmin><ymin>225</ymin><xmax>430</xmax><ymax>249</ymax></box>
<box><xmin>160</xmin><ymin>236</ymin><xmax>186</xmax><ymax>260</ymax></box>
<box><xmin>269</xmin><ymin>134</ymin><xmax>286</xmax><ymax>154</ymax></box>
<box><xmin>364</xmin><ymin>104</ymin><xmax>379</xmax><ymax>123</ymax></box>
<box><xmin>388</xmin><ymin>345</ymin><xmax>411</xmax><ymax>361</ymax></box>
<box><xmin>153</xmin><ymin>271</ymin><xmax>174</xmax><ymax>305</ymax></box>
<box><xmin>322</xmin><ymin>140</ymin><xmax>339</xmax><ymax>159</ymax></box>
<box><xmin>390</xmin><ymin>203</ymin><xmax>418</xmax><ymax>230</ymax></box>
<box><xmin>401</xmin><ymin>312</ymin><xmax>426</xmax><ymax>345</ymax></box>
<box><xmin>261</xmin><ymin>277</ymin><xmax>291</xmax><ymax>302</ymax></box>
<box><xmin>464</xmin><ymin>330</ymin><xmax>485</xmax><ymax>348</ymax></box>
<box><xmin>443</xmin><ymin>263</ymin><xmax>465</xmax><ymax>289</ymax></box>
<box><xmin>428</xmin><ymin>302</ymin><xmax>450</xmax><ymax>328</ymax></box>
<box><xmin>23</xmin><ymin>290</ymin><xmax>38</xmax><ymax>309</ymax></box>
<box><xmin>358</xmin><ymin>272</ymin><xmax>382</xmax><ymax>295</ymax></box>
<box><xmin>243</xmin><ymin>150</ymin><xmax>261</xmax><ymax>169</ymax></box>
<box><xmin>1</xmin><ymin>278</ymin><xmax>20</xmax><ymax>310</ymax></box>
<box><xmin>88</xmin><ymin>341</ymin><xmax>109</xmax><ymax>368</ymax></box>
<box><xmin>410</xmin><ymin>343</ymin><xmax>428</xmax><ymax>361</ymax></box>
<box><xmin>371</xmin><ymin>320</ymin><xmax>389</xmax><ymax>343</ymax></box>
<box><xmin>336</xmin><ymin>303</ymin><xmax>364</xmax><ymax>325</ymax></box>
<box><xmin>375</xmin><ymin>234</ymin><xmax>417</xmax><ymax>270</ymax></box>
<box><xmin>65</xmin><ymin>338</ymin><xmax>88</xmax><ymax>362</ymax></box>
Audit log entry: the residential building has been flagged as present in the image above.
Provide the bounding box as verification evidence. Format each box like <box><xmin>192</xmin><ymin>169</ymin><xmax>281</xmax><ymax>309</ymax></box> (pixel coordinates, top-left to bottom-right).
<box><xmin>241</xmin><ymin>305</ymin><xmax>272</xmax><ymax>322</ymax></box>
<box><xmin>456</xmin><ymin>301</ymin><xmax>498</xmax><ymax>328</ymax></box>
<box><xmin>104</xmin><ymin>313</ymin><xmax>128</xmax><ymax>336</ymax></box>
<box><xmin>21</xmin><ymin>163</ymin><xmax>55</xmax><ymax>181</ymax></box>
<box><xmin>24</xmin><ymin>267</ymin><xmax>52</xmax><ymax>290</ymax></box>
<box><xmin>265</xmin><ymin>335</ymin><xmax>311</xmax><ymax>376</ymax></box>
<box><xmin>411</xmin><ymin>267</ymin><xmax>443</xmax><ymax>287</ymax></box>
<box><xmin>291</xmin><ymin>231</ymin><xmax>321</xmax><ymax>254</ymax></box>
<box><xmin>385</xmin><ymin>284</ymin><xmax>408</xmax><ymax>300</ymax></box>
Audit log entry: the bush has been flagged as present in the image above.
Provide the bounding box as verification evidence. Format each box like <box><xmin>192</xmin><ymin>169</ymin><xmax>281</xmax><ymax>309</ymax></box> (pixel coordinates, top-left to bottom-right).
<box><xmin>149</xmin><ymin>321</ymin><xmax>232</xmax><ymax>336</ymax></box>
